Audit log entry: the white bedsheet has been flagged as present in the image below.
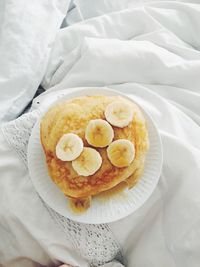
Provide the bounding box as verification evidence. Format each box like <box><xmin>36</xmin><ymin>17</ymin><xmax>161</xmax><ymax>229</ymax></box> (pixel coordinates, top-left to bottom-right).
<box><xmin>0</xmin><ymin>0</ymin><xmax>70</xmax><ymax>123</ymax></box>
<box><xmin>1</xmin><ymin>1</ymin><xmax>200</xmax><ymax>267</ymax></box>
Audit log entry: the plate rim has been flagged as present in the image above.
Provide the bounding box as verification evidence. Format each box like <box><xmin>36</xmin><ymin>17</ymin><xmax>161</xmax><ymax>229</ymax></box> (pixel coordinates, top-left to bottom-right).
<box><xmin>28</xmin><ymin>87</ymin><xmax>163</xmax><ymax>224</ymax></box>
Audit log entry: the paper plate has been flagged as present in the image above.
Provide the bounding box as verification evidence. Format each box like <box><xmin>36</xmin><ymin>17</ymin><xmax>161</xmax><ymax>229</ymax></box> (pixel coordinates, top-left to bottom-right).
<box><xmin>27</xmin><ymin>87</ymin><xmax>163</xmax><ymax>224</ymax></box>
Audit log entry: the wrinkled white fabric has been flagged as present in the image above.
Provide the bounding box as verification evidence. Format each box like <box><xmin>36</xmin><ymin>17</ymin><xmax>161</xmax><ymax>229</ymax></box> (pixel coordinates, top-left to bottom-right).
<box><xmin>1</xmin><ymin>1</ymin><xmax>200</xmax><ymax>267</ymax></box>
<box><xmin>0</xmin><ymin>125</ymin><xmax>89</xmax><ymax>267</ymax></box>
<box><xmin>65</xmin><ymin>0</ymin><xmax>200</xmax><ymax>26</ymax></box>
<box><xmin>0</xmin><ymin>0</ymin><xmax>70</xmax><ymax>123</ymax></box>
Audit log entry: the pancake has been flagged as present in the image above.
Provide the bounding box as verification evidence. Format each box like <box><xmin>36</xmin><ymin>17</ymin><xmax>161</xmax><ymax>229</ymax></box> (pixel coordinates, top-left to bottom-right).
<box><xmin>40</xmin><ymin>95</ymin><xmax>149</xmax><ymax>211</ymax></box>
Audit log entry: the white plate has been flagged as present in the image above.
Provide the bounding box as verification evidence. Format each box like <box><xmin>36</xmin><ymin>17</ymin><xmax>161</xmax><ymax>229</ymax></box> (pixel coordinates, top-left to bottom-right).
<box><xmin>28</xmin><ymin>87</ymin><xmax>163</xmax><ymax>224</ymax></box>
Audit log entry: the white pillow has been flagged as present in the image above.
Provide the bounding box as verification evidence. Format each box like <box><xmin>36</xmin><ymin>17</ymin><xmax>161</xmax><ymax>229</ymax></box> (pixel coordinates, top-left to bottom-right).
<box><xmin>0</xmin><ymin>0</ymin><xmax>70</xmax><ymax>123</ymax></box>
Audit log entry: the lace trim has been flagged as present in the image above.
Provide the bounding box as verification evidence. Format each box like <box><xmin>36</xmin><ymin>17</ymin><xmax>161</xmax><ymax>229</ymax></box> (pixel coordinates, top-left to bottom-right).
<box><xmin>1</xmin><ymin>110</ymin><xmax>41</xmax><ymax>166</ymax></box>
<box><xmin>46</xmin><ymin>205</ymin><xmax>123</xmax><ymax>267</ymax></box>
<box><xmin>1</xmin><ymin>110</ymin><xmax>124</xmax><ymax>267</ymax></box>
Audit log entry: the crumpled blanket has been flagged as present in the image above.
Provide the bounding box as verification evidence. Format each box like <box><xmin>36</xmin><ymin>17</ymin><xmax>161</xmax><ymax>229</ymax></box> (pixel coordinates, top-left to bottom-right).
<box><xmin>0</xmin><ymin>1</ymin><xmax>200</xmax><ymax>267</ymax></box>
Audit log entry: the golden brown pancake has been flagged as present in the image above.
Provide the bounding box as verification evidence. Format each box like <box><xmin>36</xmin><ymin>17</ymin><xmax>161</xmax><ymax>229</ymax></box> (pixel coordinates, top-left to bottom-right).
<box><xmin>40</xmin><ymin>95</ymin><xmax>149</xmax><ymax>211</ymax></box>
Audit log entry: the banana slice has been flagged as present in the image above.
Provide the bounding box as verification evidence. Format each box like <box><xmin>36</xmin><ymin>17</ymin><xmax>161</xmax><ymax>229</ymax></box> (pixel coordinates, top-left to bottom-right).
<box><xmin>72</xmin><ymin>147</ymin><xmax>102</xmax><ymax>176</ymax></box>
<box><xmin>56</xmin><ymin>133</ymin><xmax>83</xmax><ymax>161</ymax></box>
<box><xmin>69</xmin><ymin>196</ymin><xmax>91</xmax><ymax>213</ymax></box>
<box><xmin>85</xmin><ymin>119</ymin><xmax>114</xmax><ymax>148</ymax></box>
<box><xmin>105</xmin><ymin>101</ymin><xmax>133</xmax><ymax>128</ymax></box>
<box><xmin>107</xmin><ymin>139</ymin><xmax>135</xmax><ymax>168</ymax></box>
